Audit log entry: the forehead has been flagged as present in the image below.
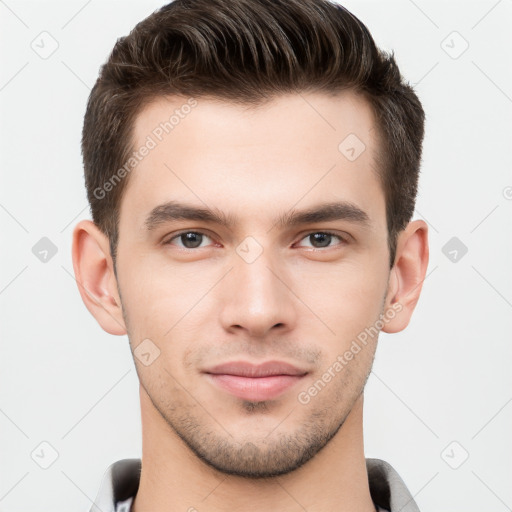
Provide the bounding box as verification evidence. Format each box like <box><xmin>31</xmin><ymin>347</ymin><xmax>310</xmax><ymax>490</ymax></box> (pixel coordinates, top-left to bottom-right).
<box><xmin>120</xmin><ymin>91</ymin><xmax>385</xmax><ymax>236</ymax></box>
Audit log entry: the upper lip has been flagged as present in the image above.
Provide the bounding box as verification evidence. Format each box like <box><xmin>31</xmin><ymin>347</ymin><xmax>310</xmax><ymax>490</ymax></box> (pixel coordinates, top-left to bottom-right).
<box><xmin>204</xmin><ymin>360</ymin><xmax>308</xmax><ymax>378</ymax></box>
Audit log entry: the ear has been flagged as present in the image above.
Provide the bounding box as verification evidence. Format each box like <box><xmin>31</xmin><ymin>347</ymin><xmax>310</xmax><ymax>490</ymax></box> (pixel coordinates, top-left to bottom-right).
<box><xmin>71</xmin><ymin>219</ymin><xmax>127</xmax><ymax>335</ymax></box>
<box><xmin>382</xmin><ymin>219</ymin><xmax>429</xmax><ymax>333</ymax></box>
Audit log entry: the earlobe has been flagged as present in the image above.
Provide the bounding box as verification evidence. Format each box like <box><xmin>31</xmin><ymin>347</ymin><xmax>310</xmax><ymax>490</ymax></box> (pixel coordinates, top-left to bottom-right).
<box><xmin>382</xmin><ymin>219</ymin><xmax>429</xmax><ymax>334</ymax></box>
<box><xmin>71</xmin><ymin>220</ymin><xmax>127</xmax><ymax>335</ymax></box>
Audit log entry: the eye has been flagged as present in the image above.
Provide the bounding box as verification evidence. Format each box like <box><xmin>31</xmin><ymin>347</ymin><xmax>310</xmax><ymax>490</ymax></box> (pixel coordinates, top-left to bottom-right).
<box><xmin>295</xmin><ymin>231</ymin><xmax>348</xmax><ymax>249</ymax></box>
<box><xmin>164</xmin><ymin>230</ymin><xmax>214</xmax><ymax>249</ymax></box>
<box><xmin>163</xmin><ymin>230</ymin><xmax>348</xmax><ymax>251</ymax></box>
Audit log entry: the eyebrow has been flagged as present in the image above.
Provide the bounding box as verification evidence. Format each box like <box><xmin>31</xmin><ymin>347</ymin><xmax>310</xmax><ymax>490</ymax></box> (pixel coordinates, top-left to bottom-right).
<box><xmin>144</xmin><ymin>200</ymin><xmax>371</xmax><ymax>232</ymax></box>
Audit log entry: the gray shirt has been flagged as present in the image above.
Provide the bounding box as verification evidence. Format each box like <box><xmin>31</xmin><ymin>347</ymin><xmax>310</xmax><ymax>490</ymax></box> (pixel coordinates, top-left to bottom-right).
<box><xmin>89</xmin><ymin>458</ymin><xmax>420</xmax><ymax>512</ymax></box>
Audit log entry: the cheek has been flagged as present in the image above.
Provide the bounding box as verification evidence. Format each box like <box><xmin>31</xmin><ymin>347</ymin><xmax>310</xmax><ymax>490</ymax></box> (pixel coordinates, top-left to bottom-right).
<box><xmin>295</xmin><ymin>258</ymin><xmax>387</xmax><ymax>325</ymax></box>
<box><xmin>119</xmin><ymin>257</ymin><xmax>208</xmax><ymax>336</ymax></box>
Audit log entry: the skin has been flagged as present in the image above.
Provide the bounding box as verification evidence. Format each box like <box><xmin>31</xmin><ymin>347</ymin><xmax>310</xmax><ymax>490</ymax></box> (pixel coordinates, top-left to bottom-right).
<box><xmin>72</xmin><ymin>91</ymin><xmax>429</xmax><ymax>512</ymax></box>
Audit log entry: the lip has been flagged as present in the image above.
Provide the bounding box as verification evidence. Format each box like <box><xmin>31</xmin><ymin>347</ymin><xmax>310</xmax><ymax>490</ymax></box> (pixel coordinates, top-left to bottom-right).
<box><xmin>203</xmin><ymin>360</ymin><xmax>308</xmax><ymax>401</ymax></box>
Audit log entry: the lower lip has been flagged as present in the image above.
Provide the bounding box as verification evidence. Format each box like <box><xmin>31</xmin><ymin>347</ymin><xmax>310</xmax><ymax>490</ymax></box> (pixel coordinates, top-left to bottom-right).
<box><xmin>205</xmin><ymin>373</ymin><xmax>305</xmax><ymax>401</ymax></box>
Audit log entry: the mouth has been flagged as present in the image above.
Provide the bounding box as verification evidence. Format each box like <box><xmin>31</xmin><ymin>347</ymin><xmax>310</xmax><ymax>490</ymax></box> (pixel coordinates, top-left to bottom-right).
<box><xmin>203</xmin><ymin>360</ymin><xmax>308</xmax><ymax>402</ymax></box>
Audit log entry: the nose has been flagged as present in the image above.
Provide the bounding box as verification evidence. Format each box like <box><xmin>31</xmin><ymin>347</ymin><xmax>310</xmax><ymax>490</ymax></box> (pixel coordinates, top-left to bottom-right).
<box><xmin>219</xmin><ymin>246</ymin><xmax>298</xmax><ymax>339</ymax></box>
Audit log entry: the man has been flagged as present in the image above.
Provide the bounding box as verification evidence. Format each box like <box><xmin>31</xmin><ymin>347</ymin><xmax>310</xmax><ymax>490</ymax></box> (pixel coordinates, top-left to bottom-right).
<box><xmin>72</xmin><ymin>0</ymin><xmax>429</xmax><ymax>510</ymax></box>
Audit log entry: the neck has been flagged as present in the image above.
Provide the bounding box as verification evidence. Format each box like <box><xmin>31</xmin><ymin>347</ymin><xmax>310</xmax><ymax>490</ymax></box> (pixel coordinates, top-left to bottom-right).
<box><xmin>132</xmin><ymin>388</ymin><xmax>375</xmax><ymax>512</ymax></box>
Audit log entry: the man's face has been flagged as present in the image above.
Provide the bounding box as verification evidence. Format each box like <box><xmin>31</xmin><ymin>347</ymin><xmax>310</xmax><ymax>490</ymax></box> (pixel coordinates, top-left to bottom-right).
<box><xmin>115</xmin><ymin>91</ymin><xmax>392</xmax><ymax>477</ymax></box>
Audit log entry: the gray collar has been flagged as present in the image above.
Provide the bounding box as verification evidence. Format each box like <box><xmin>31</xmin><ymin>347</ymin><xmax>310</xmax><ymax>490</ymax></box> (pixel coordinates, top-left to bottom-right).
<box><xmin>90</xmin><ymin>458</ymin><xmax>420</xmax><ymax>512</ymax></box>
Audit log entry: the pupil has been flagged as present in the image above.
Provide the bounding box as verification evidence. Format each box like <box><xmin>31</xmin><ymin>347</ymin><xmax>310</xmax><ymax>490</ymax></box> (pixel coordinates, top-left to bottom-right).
<box><xmin>182</xmin><ymin>232</ymin><xmax>202</xmax><ymax>248</ymax></box>
<box><xmin>312</xmin><ymin>233</ymin><xmax>330</xmax><ymax>248</ymax></box>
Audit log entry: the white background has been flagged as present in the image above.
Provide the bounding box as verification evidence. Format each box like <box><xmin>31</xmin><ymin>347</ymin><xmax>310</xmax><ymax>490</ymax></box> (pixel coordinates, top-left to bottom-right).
<box><xmin>0</xmin><ymin>1</ymin><xmax>511</xmax><ymax>511</ymax></box>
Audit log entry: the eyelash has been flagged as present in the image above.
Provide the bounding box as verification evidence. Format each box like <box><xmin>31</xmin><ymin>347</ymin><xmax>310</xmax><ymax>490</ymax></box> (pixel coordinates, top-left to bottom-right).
<box><xmin>163</xmin><ymin>230</ymin><xmax>349</xmax><ymax>251</ymax></box>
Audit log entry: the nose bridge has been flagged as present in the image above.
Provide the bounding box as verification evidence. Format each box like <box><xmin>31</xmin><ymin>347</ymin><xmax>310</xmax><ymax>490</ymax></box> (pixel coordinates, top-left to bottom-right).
<box><xmin>220</xmin><ymin>237</ymin><xmax>296</xmax><ymax>336</ymax></box>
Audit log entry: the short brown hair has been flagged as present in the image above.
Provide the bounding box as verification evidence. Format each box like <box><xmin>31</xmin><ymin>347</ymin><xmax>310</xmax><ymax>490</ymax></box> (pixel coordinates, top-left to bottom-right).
<box><xmin>82</xmin><ymin>0</ymin><xmax>425</xmax><ymax>269</ymax></box>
